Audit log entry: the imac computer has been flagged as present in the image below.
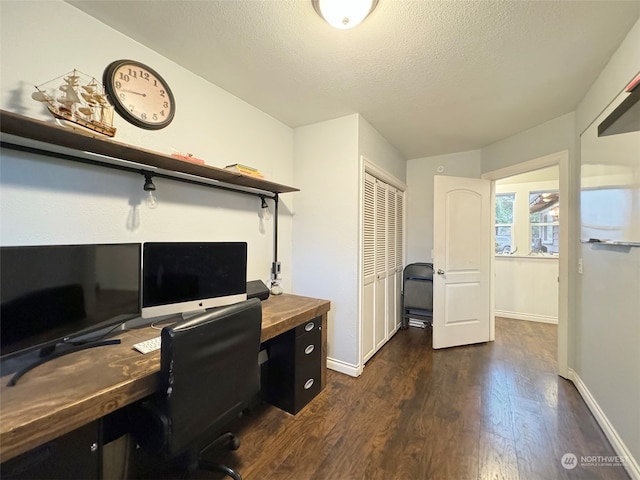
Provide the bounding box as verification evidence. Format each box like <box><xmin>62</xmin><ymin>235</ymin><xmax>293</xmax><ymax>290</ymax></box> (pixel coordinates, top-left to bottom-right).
<box><xmin>141</xmin><ymin>242</ymin><xmax>247</xmax><ymax>319</ymax></box>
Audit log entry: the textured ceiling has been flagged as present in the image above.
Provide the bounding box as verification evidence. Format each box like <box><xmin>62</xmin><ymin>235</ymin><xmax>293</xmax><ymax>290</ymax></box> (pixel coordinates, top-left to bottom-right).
<box><xmin>67</xmin><ymin>0</ymin><xmax>640</xmax><ymax>160</ymax></box>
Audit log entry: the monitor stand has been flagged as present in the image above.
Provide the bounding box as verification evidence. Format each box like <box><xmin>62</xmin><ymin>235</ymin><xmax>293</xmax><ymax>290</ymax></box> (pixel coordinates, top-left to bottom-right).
<box><xmin>6</xmin><ymin>339</ymin><xmax>121</xmax><ymax>387</ymax></box>
<box><xmin>181</xmin><ymin>309</ymin><xmax>207</xmax><ymax>321</ymax></box>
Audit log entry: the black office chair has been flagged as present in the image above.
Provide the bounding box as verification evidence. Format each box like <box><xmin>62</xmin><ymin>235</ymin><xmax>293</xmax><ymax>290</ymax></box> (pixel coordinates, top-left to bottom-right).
<box><xmin>401</xmin><ymin>262</ymin><xmax>434</xmax><ymax>329</ymax></box>
<box><xmin>129</xmin><ymin>298</ymin><xmax>262</xmax><ymax>480</ymax></box>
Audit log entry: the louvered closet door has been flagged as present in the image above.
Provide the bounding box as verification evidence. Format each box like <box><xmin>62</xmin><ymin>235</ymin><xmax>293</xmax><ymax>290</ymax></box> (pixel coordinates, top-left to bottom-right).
<box><xmin>386</xmin><ymin>186</ymin><xmax>397</xmax><ymax>337</ymax></box>
<box><xmin>395</xmin><ymin>189</ymin><xmax>405</xmax><ymax>331</ymax></box>
<box><xmin>362</xmin><ymin>171</ymin><xmax>405</xmax><ymax>366</ymax></box>
<box><xmin>374</xmin><ymin>179</ymin><xmax>387</xmax><ymax>350</ymax></box>
<box><xmin>362</xmin><ymin>173</ymin><xmax>376</xmax><ymax>362</ymax></box>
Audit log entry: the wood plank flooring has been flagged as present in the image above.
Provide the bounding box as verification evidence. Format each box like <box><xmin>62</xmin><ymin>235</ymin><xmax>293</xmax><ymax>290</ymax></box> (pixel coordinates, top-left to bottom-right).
<box><xmin>149</xmin><ymin>318</ymin><xmax>630</xmax><ymax>479</ymax></box>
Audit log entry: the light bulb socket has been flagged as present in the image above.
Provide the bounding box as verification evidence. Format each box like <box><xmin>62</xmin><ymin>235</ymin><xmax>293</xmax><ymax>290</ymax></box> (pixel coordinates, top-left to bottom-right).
<box><xmin>143</xmin><ymin>171</ymin><xmax>156</xmax><ymax>191</ymax></box>
<box><xmin>259</xmin><ymin>196</ymin><xmax>272</xmax><ymax>220</ymax></box>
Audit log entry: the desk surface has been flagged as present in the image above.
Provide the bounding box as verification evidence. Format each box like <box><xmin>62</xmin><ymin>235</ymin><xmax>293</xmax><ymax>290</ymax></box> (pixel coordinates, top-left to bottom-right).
<box><xmin>0</xmin><ymin>293</ymin><xmax>330</xmax><ymax>462</ymax></box>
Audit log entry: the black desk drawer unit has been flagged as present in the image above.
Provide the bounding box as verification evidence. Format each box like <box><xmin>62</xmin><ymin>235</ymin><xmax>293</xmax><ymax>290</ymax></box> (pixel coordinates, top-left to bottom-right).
<box><xmin>0</xmin><ymin>420</ymin><xmax>100</xmax><ymax>480</ymax></box>
<box><xmin>265</xmin><ymin>317</ymin><xmax>322</xmax><ymax>414</ymax></box>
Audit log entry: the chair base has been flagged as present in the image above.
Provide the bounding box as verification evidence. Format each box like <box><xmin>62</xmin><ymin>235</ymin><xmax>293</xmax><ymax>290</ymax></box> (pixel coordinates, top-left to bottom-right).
<box><xmin>192</xmin><ymin>431</ymin><xmax>242</xmax><ymax>479</ymax></box>
<box><xmin>199</xmin><ymin>459</ymin><xmax>242</xmax><ymax>480</ymax></box>
<box><xmin>131</xmin><ymin>431</ymin><xmax>243</xmax><ymax>479</ymax></box>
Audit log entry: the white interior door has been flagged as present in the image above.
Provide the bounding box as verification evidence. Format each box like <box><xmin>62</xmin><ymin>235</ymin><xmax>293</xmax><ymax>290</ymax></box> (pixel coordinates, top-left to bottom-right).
<box><xmin>433</xmin><ymin>175</ymin><xmax>492</xmax><ymax>349</ymax></box>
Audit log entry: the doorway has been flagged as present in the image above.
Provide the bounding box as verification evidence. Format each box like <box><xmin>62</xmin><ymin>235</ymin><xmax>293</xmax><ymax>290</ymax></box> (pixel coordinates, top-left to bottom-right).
<box><xmin>495</xmin><ymin>166</ymin><xmax>560</xmax><ymax>323</ymax></box>
<box><xmin>482</xmin><ymin>151</ymin><xmax>569</xmax><ymax>378</ymax></box>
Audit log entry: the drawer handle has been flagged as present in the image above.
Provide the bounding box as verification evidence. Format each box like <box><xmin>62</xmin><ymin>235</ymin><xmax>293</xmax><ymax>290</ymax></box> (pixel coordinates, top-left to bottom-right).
<box><xmin>304</xmin><ymin>378</ymin><xmax>315</xmax><ymax>390</ymax></box>
<box><xmin>304</xmin><ymin>344</ymin><xmax>315</xmax><ymax>355</ymax></box>
<box><xmin>305</xmin><ymin>322</ymin><xmax>315</xmax><ymax>332</ymax></box>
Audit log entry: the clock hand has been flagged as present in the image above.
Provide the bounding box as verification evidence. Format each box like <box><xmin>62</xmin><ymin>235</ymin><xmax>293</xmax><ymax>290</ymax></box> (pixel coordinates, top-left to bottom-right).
<box><xmin>122</xmin><ymin>89</ymin><xmax>147</xmax><ymax>97</ymax></box>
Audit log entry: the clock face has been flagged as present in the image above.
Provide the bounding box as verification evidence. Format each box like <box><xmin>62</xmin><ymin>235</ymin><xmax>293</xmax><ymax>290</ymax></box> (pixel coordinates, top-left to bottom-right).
<box><xmin>103</xmin><ymin>60</ymin><xmax>175</xmax><ymax>130</ymax></box>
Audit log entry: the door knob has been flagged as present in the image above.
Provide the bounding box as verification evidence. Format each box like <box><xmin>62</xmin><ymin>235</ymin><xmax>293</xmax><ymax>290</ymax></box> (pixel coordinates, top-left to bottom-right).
<box><xmin>437</xmin><ymin>269</ymin><xmax>445</xmax><ymax>275</ymax></box>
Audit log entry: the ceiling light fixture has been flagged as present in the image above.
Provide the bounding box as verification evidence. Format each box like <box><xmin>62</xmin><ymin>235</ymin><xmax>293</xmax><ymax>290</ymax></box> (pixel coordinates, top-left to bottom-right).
<box><xmin>312</xmin><ymin>0</ymin><xmax>379</xmax><ymax>30</ymax></box>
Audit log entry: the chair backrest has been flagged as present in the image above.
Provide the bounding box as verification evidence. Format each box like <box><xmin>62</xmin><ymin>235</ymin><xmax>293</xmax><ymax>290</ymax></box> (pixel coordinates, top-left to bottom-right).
<box><xmin>403</xmin><ymin>263</ymin><xmax>433</xmax><ymax>282</ymax></box>
<box><xmin>156</xmin><ymin>298</ymin><xmax>262</xmax><ymax>457</ymax></box>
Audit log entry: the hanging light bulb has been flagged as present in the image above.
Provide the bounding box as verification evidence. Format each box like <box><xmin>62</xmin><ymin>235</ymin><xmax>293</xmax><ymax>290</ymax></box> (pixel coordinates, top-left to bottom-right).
<box><xmin>145</xmin><ymin>190</ymin><xmax>159</xmax><ymax>209</ymax></box>
<box><xmin>260</xmin><ymin>196</ymin><xmax>272</xmax><ymax>220</ymax></box>
<box><xmin>143</xmin><ymin>172</ymin><xmax>158</xmax><ymax>209</ymax></box>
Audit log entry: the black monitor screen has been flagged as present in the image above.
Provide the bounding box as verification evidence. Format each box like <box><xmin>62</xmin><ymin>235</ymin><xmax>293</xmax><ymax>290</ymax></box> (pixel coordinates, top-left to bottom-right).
<box><xmin>142</xmin><ymin>242</ymin><xmax>247</xmax><ymax>318</ymax></box>
<box><xmin>0</xmin><ymin>243</ymin><xmax>141</xmax><ymax>359</ymax></box>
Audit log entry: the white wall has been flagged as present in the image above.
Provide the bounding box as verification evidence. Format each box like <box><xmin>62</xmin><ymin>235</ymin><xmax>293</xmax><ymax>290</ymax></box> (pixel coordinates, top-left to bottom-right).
<box><xmin>494</xmin><ymin>257</ymin><xmax>559</xmax><ymax>323</ymax></box>
<box><xmin>406</xmin><ymin>150</ymin><xmax>481</xmax><ymax>264</ymax></box>
<box><xmin>574</xmin><ymin>18</ymin><xmax>640</xmax><ymax>473</ymax></box>
<box><xmin>0</xmin><ymin>1</ymin><xmax>294</xmax><ymax>289</ymax></box>
<box><xmin>292</xmin><ymin>114</ymin><xmax>405</xmax><ymax>373</ymax></box>
<box><xmin>358</xmin><ymin>116</ymin><xmax>407</xmax><ymax>182</ymax></box>
<box><xmin>292</xmin><ymin>115</ymin><xmax>360</xmax><ymax>367</ymax></box>
<box><xmin>481</xmin><ymin>112</ymin><xmax>576</xmax><ymax>173</ymax></box>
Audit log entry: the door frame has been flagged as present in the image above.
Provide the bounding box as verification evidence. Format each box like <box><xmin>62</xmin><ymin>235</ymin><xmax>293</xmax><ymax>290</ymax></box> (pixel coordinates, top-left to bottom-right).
<box><xmin>481</xmin><ymin>150</ymin><xmax>569</xmax><ymax>378</ymax></box>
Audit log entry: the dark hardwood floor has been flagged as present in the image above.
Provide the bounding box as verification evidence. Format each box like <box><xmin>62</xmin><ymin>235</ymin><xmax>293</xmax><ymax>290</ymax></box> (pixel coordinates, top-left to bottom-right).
<box><xmin>152</xmin><ymin>318</ymin><xmax>629</xmax><ymax>479</ymax></box>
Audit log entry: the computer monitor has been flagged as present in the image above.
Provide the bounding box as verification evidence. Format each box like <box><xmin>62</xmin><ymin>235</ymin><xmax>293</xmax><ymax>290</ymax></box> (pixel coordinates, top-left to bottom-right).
<box><xmin>141</xmin><ymin>242</ymin><xmax>247</xmax><ymax>319</ymax></box>
<box><xmin>0</xmin><ymin>243</ymin><xmax>141</xmax><ymax>360</ymax></box>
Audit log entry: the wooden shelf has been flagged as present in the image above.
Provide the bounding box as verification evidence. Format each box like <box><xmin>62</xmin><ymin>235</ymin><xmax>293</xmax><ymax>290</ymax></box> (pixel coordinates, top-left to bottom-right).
<box><xmin>0</xmin><ymin>109</ymin><xmax>299</xmax><ymax>195</ymax></box>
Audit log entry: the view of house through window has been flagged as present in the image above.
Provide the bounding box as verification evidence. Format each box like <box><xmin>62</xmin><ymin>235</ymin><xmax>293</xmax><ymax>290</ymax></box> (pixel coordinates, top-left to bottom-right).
<box><xmin>529</xmin><ymin>191</ymin><xmax>559</xmax><ymax>254</ymax></box>
<box><xmin>495</xmin><ymin>193</ymin><xmax>515</xmax><ymax>253</ymax></box>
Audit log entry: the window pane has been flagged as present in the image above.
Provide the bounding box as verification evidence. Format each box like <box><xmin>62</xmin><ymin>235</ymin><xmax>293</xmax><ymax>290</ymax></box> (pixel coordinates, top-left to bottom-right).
<box><xmin>529</xmin><ymin>191</ymin><xmax>559</xmax><ymax>221</ymax></box>
<box><xmin>495</xmin><ymin>226</ymin><xmax>512</xmax><ymax>253</ymax></box>
<box><xmin>496</xmin><ymin>194</ymin><xmax>515</xmax><ymax>223</ymax></box>
<box><xmin>531</xmin><ymin>225</ymin><xmax>559</xmax><ymax>253</ymax></box>
<box><xmin>530</xmin><ymin>190</ymin><xmax>559</xmax><ymax>254</ymax></box>
<box><xmin>495</xmin><ymin>193</ymin><xmax>514</xmax><ymax>254</ymax></box>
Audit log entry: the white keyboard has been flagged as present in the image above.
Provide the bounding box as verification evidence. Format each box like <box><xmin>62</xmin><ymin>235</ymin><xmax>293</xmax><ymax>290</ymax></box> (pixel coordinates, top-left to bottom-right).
<box><xmin>133</xmin><ymin>336</ymin><xmax>161</xmax><ymax>354</ymax></box>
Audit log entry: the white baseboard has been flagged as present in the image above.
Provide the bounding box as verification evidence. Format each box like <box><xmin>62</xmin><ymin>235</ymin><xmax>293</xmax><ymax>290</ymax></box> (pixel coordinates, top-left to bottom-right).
<box><xmin>495</xmin><ymin>310</ymin><xmax>558</xmax><ymax>324</ymax></box>
<box><xmin>568</xmin><ymin>369</ymin><xmax>640</xmax><ymax>480</ymax></box>
<box><xmin>327</xmin><ymin>357</ymin><xmax>361</xmax><ymax>377</ymax></box>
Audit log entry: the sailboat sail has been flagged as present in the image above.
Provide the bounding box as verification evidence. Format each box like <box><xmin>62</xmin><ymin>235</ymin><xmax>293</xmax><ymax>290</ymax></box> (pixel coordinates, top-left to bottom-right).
<box><xmin>32</xmin><ymin>69</ymin><xmax>116</xmax><ymax>137</ymax></box>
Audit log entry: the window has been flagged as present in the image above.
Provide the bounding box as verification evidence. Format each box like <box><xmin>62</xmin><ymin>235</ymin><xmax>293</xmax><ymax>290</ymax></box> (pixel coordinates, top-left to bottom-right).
<box><xmin>529</xmin><ymin>191</ymin><xmax>559</xmax><ymax>254</ymax></box>
<box><xmin>495</xmin><ymin>193</ymin><xmax>515</xmax><ymax>253</ymax></box>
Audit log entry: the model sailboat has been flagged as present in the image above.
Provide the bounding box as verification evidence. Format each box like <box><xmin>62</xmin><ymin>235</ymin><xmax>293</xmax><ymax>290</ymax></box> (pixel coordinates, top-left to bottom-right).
<box><xmin>32</xmin><ymin>70</ymin><xmax>116</xmax><ymax>137</ymax></box>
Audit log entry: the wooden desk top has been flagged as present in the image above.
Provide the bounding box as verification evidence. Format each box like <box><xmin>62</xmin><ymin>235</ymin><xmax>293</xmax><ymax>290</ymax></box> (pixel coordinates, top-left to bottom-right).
<box><xmin>0</xmin><ymin>293</ymin><xmax>330</xmax><ymax>462</ymax></box>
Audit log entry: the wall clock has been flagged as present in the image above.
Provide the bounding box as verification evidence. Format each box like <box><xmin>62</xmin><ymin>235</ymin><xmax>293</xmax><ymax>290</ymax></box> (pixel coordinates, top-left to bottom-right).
<box><xmin>103</xmin><ymin>60</ymin><xmax>175</xmax><ymax>130</ymax></box>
